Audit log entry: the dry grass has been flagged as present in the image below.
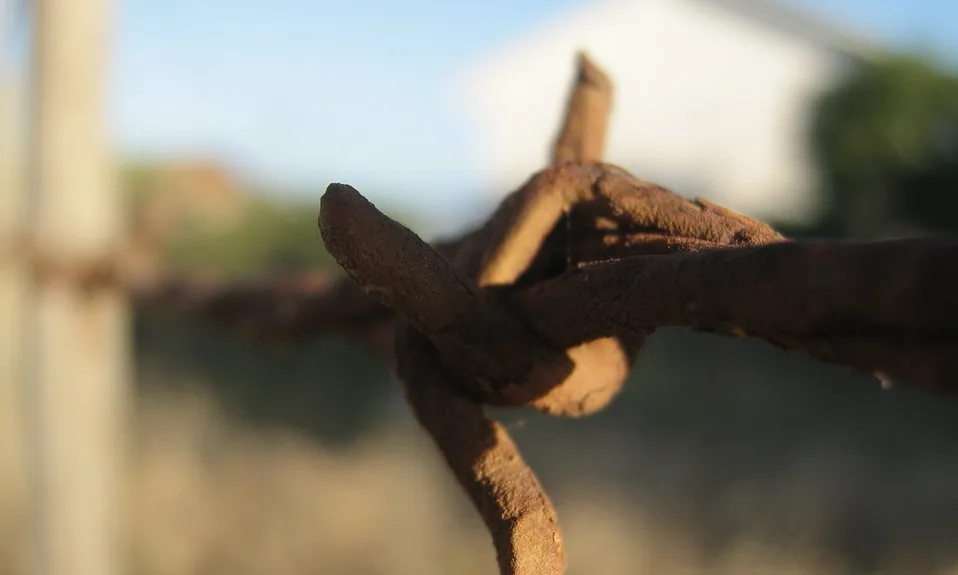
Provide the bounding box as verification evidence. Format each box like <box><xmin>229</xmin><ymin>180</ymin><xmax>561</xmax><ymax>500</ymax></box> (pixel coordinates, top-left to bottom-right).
<box><xmin>0</xmin><ymin>382</ymin><xmax>956</xmax><ymax>574</ymax></box>
<box><xmin>126</xmin><ymin>386</ymin><xmax>493</xmax><ymax>575</ymax></box>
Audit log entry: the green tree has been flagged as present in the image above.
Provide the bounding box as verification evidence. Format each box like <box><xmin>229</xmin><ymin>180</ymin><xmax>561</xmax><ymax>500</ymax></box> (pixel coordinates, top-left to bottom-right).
<box><xmin>807</xmin><ymin>53</ymin><xmax>958</xmax><ymax>237</ymax></box>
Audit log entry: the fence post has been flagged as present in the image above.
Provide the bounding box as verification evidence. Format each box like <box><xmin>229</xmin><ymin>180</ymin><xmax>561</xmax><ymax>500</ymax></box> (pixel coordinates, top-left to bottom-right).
<box><xmin>0</xmin><ymin>33</ymin><xmax>26</xmax><ymax>574</ymax></box>
<box><xmin>25</xmin><ymin>1</ymin><xmax>127</xmax><ymax>574</ymax></box>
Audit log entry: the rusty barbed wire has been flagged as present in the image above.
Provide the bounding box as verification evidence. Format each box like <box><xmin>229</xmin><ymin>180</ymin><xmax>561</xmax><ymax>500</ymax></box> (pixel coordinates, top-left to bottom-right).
<box><xmin>315</xmin><ymin>53</ymin><xmax>958</xmax><ymax>575</ymax></box>
<box><xmin>5</xmin><ymin>52</ymin><xmax>958</xmax><ymax>575</ymax></box>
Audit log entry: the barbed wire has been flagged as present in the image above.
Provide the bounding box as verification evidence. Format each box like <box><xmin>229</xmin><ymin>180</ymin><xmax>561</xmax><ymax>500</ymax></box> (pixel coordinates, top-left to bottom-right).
<box><xmin>6</xmin><ymin>52</ymin><xmax>958</xmax><ymax>575</ymax></box>
<box><xmin>316</xmin><ymin>53</ymin><xmax>958</xmax><ymax>575</ymax></box>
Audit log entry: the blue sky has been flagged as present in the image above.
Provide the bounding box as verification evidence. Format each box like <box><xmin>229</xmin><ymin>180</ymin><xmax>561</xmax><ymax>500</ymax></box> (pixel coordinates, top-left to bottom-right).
<box><xmin>102</xmin><ymin>0</ymin><xmax>958</xmax><ymax>229</ymax></box>
<box><xmin>111</xmin><ymin>0</ymin><xmax>591</xmax><ymax>228</ymax></box>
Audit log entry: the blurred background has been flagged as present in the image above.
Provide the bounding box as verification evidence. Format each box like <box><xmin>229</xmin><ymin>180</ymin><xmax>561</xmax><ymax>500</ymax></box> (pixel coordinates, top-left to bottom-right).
<box><xmin>2</xmin><ymin>0</ymin><xmax>958</xmax><ymax>573</ymax></box>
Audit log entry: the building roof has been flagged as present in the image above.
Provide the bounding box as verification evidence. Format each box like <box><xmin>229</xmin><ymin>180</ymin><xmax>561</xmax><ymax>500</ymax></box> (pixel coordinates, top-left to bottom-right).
<box><xmin>700</xmin><ymin>0</ymin><xmax>880</xmax><ymax>60</ymax></box>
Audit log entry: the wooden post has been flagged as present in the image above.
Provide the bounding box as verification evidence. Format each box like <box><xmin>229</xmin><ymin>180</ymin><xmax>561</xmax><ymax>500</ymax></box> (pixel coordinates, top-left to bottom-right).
<box><xmin>0</xmin><ymin>27</ymin><xmax>26</xmax><ymax>574</ymax></box>
<box><xmin>25</xmin><ymin>1</ymin><xmax>127</xmax><ymax>574</ymax></box>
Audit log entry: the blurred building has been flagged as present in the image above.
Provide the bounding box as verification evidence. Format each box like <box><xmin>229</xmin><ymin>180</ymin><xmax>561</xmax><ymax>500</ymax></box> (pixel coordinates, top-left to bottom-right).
<box><xmin>459</xmin><ymin>0</ymin><xmax>878</xmax><ymax>225</ymax></box>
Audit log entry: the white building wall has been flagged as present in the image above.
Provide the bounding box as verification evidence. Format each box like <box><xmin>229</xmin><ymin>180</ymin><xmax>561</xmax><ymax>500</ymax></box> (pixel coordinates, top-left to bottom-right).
<box><xmin>458</xmin><ymin>0</ymin><xmax>858</xmax><ymax>223</ymax></box>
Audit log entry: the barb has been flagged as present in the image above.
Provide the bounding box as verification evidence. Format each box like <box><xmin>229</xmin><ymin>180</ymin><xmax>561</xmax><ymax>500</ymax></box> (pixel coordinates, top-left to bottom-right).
<box><xmin>395</xmin><ymin>325</ymin><xmax>565</xmax><ymax>575</ymax></box>
<box><xmin>320</xmin><ymin>182</ymin><xmax>578</xmax><ymax>412</ymax></box>
<box><xmin>552</xmin><ymin>51</ymin><xmax>613</xmax><ymax>163</ymax></box>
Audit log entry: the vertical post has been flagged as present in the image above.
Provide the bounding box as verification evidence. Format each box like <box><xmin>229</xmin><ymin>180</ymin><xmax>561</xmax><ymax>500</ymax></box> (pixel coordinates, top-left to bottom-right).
<box><xmin>0</xmin><ymin>3</ymin><xmax>26</xmax><ymax>567</ymax></box>
<box><xmin>25</xmin><ymin>1</ymin><xmax>127</xmax><ymax>574</ymax></box>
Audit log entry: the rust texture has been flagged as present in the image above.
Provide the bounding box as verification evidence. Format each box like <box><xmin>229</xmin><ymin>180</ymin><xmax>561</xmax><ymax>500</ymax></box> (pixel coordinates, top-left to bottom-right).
<box><xmin>395</xmin><ymin>325</ymin><xmax>565</xmax><ymax>575</ymax></box>
<box><xmin>11</xmin><ymin>52</ymin><xmax>958</xmax><ymax>574</ymax></box>
<box><xmin>551</xmin><ymin>52</ymin><xmax>613</xmax><ymax>163</ymax></box>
